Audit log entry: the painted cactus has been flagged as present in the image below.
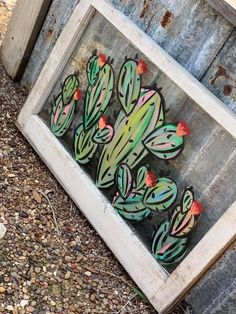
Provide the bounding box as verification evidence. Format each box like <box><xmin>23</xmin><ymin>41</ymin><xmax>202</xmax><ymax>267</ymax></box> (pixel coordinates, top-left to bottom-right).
<box><xmin>152</xmin><ymin>220</ymin><xmax>188</xmax><ymax>265</ymax></box>
<box><xmin>51</xmin><ymin>74</ymin><xmax>80</xmax><ymax>137</ymax></box>
<box><xmin>86</xmin><ymin>53</ymin><xmax>100</xmax><ymax>86</ymax></box>
<box><xmin>49</xmin><ymin>52</ymin><xmax>203</xmax><ymax>266</ymax></box>
<box><xmin>144</xmin><ymin>121</ymin><xmax>190</xmax><ymax>160</ymax></box>
<box><xmin>152</xmin><ymin>187</ymin><xmax>203</xmax><ymax>264</ymax></box>
<box><xmin>118</xmin><ymin>59</ymin><xmax>143</xmax><ymax>115</ymax></box>
<box><xmin>113</xmin><ymin>165</ymin><xmax>178</xmax><ymax>222</ymax></box>
<box><xmin>74</xmin><ymin>124</ymin><xmax>98</xmax><ymax>164</ymax></box>
<box><xmin>115</xmin><ymin>163</ymin><xmax>133</xmax><ymax>199</ymax></box>
<box><xmin>74</xmin><ymin>53</ymin><xmax>114</xmax><ymax>163</ymax></box>
<box><xmin>113</xmin><ymin>164</ymin><xmax>150</xmax><ymax>222</ymax></box>
<box><xmin>96</xmin><ymin>57</ymin><xmax>190</xmax><ymax>187</ymax></box>
<box><xmin>93</xmin><ymin>115</ymin><xmax>114</xmax><ymax>144</ymax></box>
<box><xmin>170</xmin><ymin>188</ymin><xmax>204</xmax><ymax>237</ymax></box>
<box><xmin>84</xmin><ymin>55</ymin><xmax>114</xmax><ymax>131</ymax></box>
<box><xmin>96</xmin><ymin>87</ymin><xmax>165</xmax><ymax>187</ymax></box>
<box><xmin>143</xmin><ymin>177</ymin><xmax>178</xmax><ymax>212</ymax></box>
<box><xmin>62</xmin><ymin>75</ymin><xmax>80</xmax><ymax>105</ymax></box>
<box><xmin>135</xmin><ymin>166</ymin><xmax>148</xmax><ymax>192</ymax></box>
<box><xmin>113</xmin><ymin>192</ymin><xmax>151</xmax><ymax>222</ymax></box>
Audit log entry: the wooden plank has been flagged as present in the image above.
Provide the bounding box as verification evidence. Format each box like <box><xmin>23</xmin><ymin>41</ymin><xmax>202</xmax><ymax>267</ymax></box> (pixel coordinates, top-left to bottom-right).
<box><xmin>206</xmin><ymin>0</ymin><xmax>236</xmax><ymax>25</ymax></box>
<box><xmin>91</xmin><ymin>0</ymin><xmax>236</xmax><ymax>138</ymax></box>
<box><xmin>1</xmin><ymin>0</ymin><xmax>52</xmax><ymax>80</ymax></box>
<box><xmin>19</xmin><ymin>115</ymin><xmax>168</xmax><ymax>299</ymax></box>
<box><xmin>150</xmin><ymin>200</ymin><xmax>236</xmax><ymax>313</ymax></box>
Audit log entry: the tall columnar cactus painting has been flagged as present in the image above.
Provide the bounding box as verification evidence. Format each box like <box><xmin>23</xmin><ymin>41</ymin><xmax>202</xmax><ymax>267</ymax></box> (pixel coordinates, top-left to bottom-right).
<box><xmin>51</xmin><ymin>74</ymin><xmax>82</xmax><ymax>137</ymax></box>
<box><xmin>49</xmin><ymin>51</ymin><xmax>204</xmax><ymax>266</ymax></box>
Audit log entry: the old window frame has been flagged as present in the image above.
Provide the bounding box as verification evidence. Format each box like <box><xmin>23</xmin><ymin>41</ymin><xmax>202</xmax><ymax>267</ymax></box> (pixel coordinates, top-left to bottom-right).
<box><xmin>17</xmin><ymin>0</ymin><xmax>236</xmax><ymax>312</ymax></box>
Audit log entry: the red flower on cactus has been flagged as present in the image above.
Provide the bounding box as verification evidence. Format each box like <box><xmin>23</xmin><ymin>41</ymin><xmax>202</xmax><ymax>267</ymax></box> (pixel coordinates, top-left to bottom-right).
<box><xmin>176</xmin><ymin>121</ymin><xmax>190</xmax><ymax>137</ymax></box>
<box><xmin>74</xmin><ymin>88</ymin><xmax>82</xmax><ymax>101</ymax></box>
<box><xmin>98</xmin><ymin>53</ymin><xmax>107</xmax><ymax>67</ymax></box>
<box><xmin>98</xmin><ymin>114</ymin><xmax>108</xmax><ymax>129</ymax></box>
<box><xmin>145</xmin><ymin>170</ymin><xmax>157</xmax><ymax>187</ymax></box>
<box><xmin>137</xmin><ymin>59</ymin><xmax>148</xmax><ymax>74</ymax></box>
<box><xmin>190</xmin><ymin>200</ymin><xmax>204</xmax><ymax>215</ymax></box>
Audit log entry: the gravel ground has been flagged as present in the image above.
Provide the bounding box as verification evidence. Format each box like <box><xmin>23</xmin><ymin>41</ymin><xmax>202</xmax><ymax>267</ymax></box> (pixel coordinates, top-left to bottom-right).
<box><xmin>0</xmin><ymin>2</ymin><xmax>189</xmax><ymax>313</ymax></box>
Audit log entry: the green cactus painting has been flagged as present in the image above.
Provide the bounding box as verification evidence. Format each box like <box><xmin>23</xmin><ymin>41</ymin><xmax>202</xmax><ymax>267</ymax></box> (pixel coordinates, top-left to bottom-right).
<box><xmin>151</xmin><ymin>187</ymin><xmax>204</xmax><ymax>265</ymax></box>
<box><xmin>152</xmin><ymin>220</ymin><xmax>188</xmax><ymax>265</ymax></box>
<box><xmin>74</xmin><ymin>53</ymin><xmax>115</xmax><ymax>163</ymax></box>
<box><xmin>49</xmin><ymin>51</ymin><xmax>204</xmax><ymax>266</ymax></box>
<box><xmin>50</xmin><ymin>74</ymin><xmax>81</xmax><ymax>137</ymax></box>
<box><xmin>170</xmin><ymin>188</ymin><xmax>203</xmax><ymax>237</ymax></box>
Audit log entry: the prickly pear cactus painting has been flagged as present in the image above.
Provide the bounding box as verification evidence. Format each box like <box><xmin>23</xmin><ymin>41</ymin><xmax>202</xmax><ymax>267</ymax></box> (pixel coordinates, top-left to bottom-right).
<box><xmin>48</xmin><ymin>50</ymin><xmax>204</xmax><ymax>266</ymax></box>
<box><xmin>50</xmin><ymin>74</ymin><xmax>82</xmax><ymax>137</ymax></box>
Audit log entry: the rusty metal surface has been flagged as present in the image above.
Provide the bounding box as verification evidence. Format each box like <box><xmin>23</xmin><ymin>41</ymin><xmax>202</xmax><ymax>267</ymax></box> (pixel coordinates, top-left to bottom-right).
<box><xmin>21</xmin><ymin>0</ymin><xmax>79</xmax><ymax>88</ymax></box>
<box><xmin>202</xmin><ymin>28</ymin><xmax>236</xmax><ymax>112</ymax></box>
<box><xmin>110</xmin><ymin>0</ymin><xmax>232</xmax><ymax>79</ymax></box>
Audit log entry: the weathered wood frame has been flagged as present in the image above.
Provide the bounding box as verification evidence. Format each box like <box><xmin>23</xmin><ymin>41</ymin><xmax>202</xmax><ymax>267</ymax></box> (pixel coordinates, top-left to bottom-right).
<box><xmin>17</xmin><ymin>0</ymin><xmax>236</xmax><ymax>312</ymax></box>
<box><xmin>206</xmin><ymin>0</ymin><xmax>236</xmax><ymax>26</ymax></box>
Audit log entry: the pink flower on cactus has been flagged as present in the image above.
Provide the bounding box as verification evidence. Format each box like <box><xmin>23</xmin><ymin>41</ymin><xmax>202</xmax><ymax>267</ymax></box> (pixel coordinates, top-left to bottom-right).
<box><xmin>98</xmin><ymin>114</ymin><xmax>108</xmax><ymax>129</ymax></box>
<box><xmin>190</xmin><ymin>200</ymin><xmax>204</xmax><ymax>215</ymax></box>
<box><xmin>176</xmin><ymin>121</ymin><xmax>190</xmax><ymax>137</ymax></box>
<box><xmin>145</xmin><ymin>171</ymin><xmax>157</xmax><ymax>187</ymax></box>
<box><xmin>137</xmin><ymin>59</ymin><xmax>148</xmax><ymax>74</ymax></box>
<box><xmin>98</xmin><ymin>53</ymin><xmax>107</xmax><ymax>67</ymax></box>
<box><xmin>74</xmin><ymin>88</ymin><xmax>82</xmax><ymax>101</ymax></box>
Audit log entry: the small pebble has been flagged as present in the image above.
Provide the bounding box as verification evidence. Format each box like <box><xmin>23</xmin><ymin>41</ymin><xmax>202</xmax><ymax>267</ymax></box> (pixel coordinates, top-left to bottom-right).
<box><xmin>35</xmin><ymin>267</ymin><xmax>41</xmax><ymax>274</ymax></box>
<box><xmin>0</xmin><ymin>223</ymin><xmax>7</xmax><ymax>239</ymax></box>
<box><xmin>8</xmin><ymin>173</ymin><xmax>15</xmax><ymax>177</ymax></box>
<box><xmin>20</xmin><ymin>300</ymin><xmax>29</xmax><ymax>307</ymax></box>
<box><xmin>65</xmin><ymin>271</ymin><xmax>71</xmax><ymax>279</ymax></box>
<box><xmin>90</xmin><ymin>294</ymin><xmax>96</xmax><ymax>302</ymax></box>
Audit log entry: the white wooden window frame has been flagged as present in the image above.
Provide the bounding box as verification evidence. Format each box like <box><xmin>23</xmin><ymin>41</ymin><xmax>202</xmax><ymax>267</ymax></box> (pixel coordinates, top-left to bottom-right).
<box><xmin>206</xmin><ymin>0</ymin><xmax>236</xmax><ymax>26</ymax></box>
<box><xmin>17</xmin><ymin>0</ymin><xmax>236</xmax><ymax>312</ymax></box>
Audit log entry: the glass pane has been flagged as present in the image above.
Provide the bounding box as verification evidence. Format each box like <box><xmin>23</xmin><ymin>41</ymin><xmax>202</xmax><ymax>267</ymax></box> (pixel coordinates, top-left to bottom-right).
<box><xmin>38</xmin><ymin>11</ymin><xmax>236</xmax><ymax>273</ymax></box>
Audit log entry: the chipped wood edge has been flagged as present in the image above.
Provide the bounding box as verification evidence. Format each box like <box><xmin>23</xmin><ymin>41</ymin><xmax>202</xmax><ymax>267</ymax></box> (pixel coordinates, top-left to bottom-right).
<box><xmin>16</xmin><ymin>0</ymin><xmax>236</xmax><ymax>312</ymax></box>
